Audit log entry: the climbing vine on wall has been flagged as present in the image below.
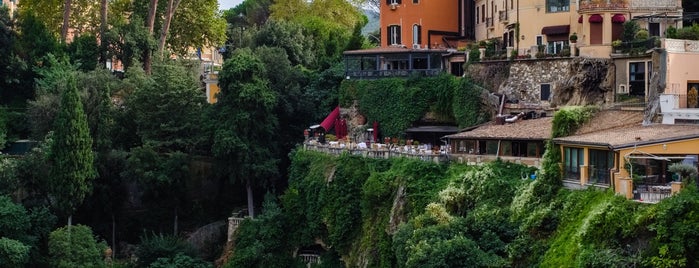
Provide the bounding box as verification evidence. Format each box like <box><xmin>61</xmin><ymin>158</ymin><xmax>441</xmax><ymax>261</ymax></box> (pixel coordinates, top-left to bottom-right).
<box><xmin>339</xmin><ymin>75</ymin><xmax>485</xmax><ymax>137</ymax></box>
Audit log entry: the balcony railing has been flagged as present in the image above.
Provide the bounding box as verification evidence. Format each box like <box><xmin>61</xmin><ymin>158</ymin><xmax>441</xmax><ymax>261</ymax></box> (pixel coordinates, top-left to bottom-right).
<box><xmin>664</xmin><ymin>39</ymin><xmax>699</xmax><ymax>53</ymax></box>
<box><xmin>345</xmin><ymin>69</ymin><xmax>443</xmax><ymax>79</ymax></box>
<box><xmin>579</xmin><ymin>0</ymin><xmax>629</xmax><ymax>11</ymax></box>
<box><xmin>634</xmin><ymin>183</ymin><xmax>672</xmax><ymax>203</ymax></box>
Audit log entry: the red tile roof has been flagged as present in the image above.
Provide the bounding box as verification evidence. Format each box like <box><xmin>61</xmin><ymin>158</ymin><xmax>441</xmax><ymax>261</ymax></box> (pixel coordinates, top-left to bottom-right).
<box><xmin>555</xmin><ymin>123</ymin><xmax>699</xmax><ymax>149</ymax></box>
<box><xmin>445</xmin><ymin>117</ymin><xmax>553</xmax><ymax>140</ymax></box>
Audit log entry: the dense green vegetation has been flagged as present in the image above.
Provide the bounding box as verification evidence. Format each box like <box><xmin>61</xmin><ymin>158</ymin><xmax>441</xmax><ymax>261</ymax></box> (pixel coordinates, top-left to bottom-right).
<box><xmin>3</xmin><ymin>0</ymin><xmax>699</xmax><ymax>266</ymax></box>
<box><xmin>227</xmin><ymin>149</ymin><xmax>699</xmax><ymax>267</ymax></box>
<box><xmin>339</xmin><ymin>75</ymin><xmax>488</xmax><ymax>137</ymax></box>
<box><xmin>225</xmin><ymin>107</ymin><xmax>699</xmax><ymax>267</ymax></box>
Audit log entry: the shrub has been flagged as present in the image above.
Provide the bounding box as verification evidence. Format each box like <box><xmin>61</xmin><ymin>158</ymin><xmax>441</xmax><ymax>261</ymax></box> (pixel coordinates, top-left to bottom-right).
<box><xmin>149</xmin><ymin>253</ymin><xmax>212</xmax><ymax>268</ymax></box>
<box><xmin>635</xmin><ymin>29</ymin><xmax>649</xmax><ymax>40</ymax></box>
<box><xmin>136</xmin><ymin>232</ymin><xmax>197</xmax><ymax>267</ymax></box>
<box><xmin>48</xmin><ymin>224</ymin><xmax>106</xmax><ymax>268</ymax></box>
<box><xmin>0</xmin><ymin>237</ymin><xmax>30</xmax><ymax>267</ymax></box>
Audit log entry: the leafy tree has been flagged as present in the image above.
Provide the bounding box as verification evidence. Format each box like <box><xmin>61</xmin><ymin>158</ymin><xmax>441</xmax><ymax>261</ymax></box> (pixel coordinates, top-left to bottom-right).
<box><xmin>48</xmin><ymin>73</ymin><xmax>96</xmax><ymax>224</ymax></box>
<box><xmin>122</xmin><ymin>146</ymin><xmax>190</xmax><ymax>234</ymax></box>
<box><xmin>48</xmin><ymin>224</ymin><xmax>106</xmax><ymax>268</ymax></box>
<box><xmin>0</xmin><ymin>237</ymin><xmax>30</xmax><ymax>267</ymax></box>
<box><xmin>225</xmin><ymin>194</ymin><xmax>298</xmax><ymax>267</ymax></box>
<box><xmin>67</xmin><ymin>33</ymin><xmax>100</xmax><ymax>71</ymax></box>
<box><xmin>0</xmin><ymin>195</ymin><xmax>57</xmax><ymax>267</ymax></box>
<box><xmin>254</xmin><ymin>19</ymin><xmax>315</xmax><ymax>67</ymax></box>
<box><xmin>19</xmin><ymin>0</ymin><xmax>101</xmax><ymax>39</ymax></box>
<box><xmin>0</xmin><ymin>6</ymin><xmax>27</xmax><ymax>107</ymax></box>
<box><xmin>126</xmin><ymin>60</ymin><xmax>205</xmax><ymax>152</ymax></box>
<box><xmin>165</xmin><ymin>0</ymin><xmax>226</xmax><ymax>56</ymax></box>
<box><xmin>104</xmin><ymin>16</ymin><xmax>156</xmax><ymax>72</ymax></box>
<box><xmin>212</xmin><ymin>48</ymin><xmax>278</xmax><ymax>218</ymax></box>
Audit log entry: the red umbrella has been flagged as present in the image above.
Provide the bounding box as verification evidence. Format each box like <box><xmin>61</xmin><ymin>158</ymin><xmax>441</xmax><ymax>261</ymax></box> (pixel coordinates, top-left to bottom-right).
<box><xmin>372</xmin><ymin>121</ymin><xmax>379</xmax><ymax>142</ymax></box>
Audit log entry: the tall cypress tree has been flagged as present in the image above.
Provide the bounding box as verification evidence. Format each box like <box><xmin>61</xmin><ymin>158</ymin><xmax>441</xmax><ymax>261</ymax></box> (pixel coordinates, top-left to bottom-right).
<box><xmin>49</xmin><ymin>74</ymin><xmax>96</xmax><ymax>225</ymax></box>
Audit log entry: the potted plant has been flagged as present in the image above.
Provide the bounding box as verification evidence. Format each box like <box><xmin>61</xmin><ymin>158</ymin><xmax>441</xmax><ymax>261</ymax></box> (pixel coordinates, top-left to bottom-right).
<box><xmin>478</xmin><ymin>40</ymin><xmax>487</xmax><ymax>48</ymax></box>
<box><xmin>612</xmin><ymin>40</ymin><xmax>622</xmax><ymax>53</ymax></box>
<box><xmin>569</xmin><ymin>32</ymin><xmax>578</xmax><ymax>43</ymax></box>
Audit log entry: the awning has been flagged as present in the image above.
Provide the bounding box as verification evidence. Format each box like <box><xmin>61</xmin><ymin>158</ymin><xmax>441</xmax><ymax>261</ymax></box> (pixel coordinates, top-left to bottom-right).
<box><xmin>541</xmin><ymin>25</ymin><xmax>570</xmax><ymax>35</ymax></box>
<box><xmin>578</xmin><ymin>15</ymin><xmax>583</xmax><ymax>23</ymax></box>
<box><xmin>612</xmin><ymin>14</ymin><xmax>626</xmax><ymax>23</ymax></box>
<box><xmin>589</xmin><ymin>14</ymin><xmax>603</xmax><ymax>23</ymax></box>
<box><xmin>320</xmin><ymin>106</ymin><xmax>340</xmax><ymax>132</ymax></box>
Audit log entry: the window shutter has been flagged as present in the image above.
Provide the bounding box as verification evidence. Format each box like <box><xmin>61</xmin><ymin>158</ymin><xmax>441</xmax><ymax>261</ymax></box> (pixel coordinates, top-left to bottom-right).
<box><xmin>397</xmin><ymin>26</ymin><xmax>401</xmax><ymax>45</ymax></box>
<box><xmin>417</xmin><ymin>25</ymin><xmax>421</xmax><ymax>44</ymax></box>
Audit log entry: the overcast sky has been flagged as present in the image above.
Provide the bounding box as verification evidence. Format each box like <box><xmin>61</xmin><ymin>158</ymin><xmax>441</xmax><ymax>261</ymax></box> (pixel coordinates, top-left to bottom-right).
<box><xmin>219</xmin><ymin>0</ymin><xmax>243</xmax><ymax>10</ymax></box>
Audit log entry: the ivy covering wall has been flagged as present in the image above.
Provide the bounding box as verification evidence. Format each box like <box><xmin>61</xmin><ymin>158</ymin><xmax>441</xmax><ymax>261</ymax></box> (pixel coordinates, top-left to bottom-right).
<box><xmin>338</xmin><ymin>75</ymin><xmax>488</xmax><ymax>138</ymax></box>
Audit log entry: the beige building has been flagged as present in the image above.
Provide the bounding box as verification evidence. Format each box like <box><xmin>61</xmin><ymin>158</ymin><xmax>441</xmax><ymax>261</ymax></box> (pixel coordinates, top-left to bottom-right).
<box><xmin>472</xmin><ymin>0</ymin><xmax>683</xmax><ymax>58</ymax></box>
<box><xmin>474</xmin><ymin>0</ymin><xmax>580</xmax><ymax>56</ymax></box>
<box><xmin>577</xmin><ymin>0</ymin><xmax>682</xmax><ymax>58</ymax></box>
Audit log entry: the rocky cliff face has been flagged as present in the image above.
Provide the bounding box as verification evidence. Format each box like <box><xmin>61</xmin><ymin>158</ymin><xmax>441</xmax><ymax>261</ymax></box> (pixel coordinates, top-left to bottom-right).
<box><xmin>551</xmin><ymin>58</ymin><xmax>615</xmax><ymax>107</ymax></box>
<box><xmin>469</xmin><ymin>58</ymin><xmax>614</xmax><ymax>111</ymax></box>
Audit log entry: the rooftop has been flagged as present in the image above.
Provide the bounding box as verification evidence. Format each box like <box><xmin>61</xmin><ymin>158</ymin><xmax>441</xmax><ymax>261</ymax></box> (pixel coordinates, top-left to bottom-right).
<box><xmin>343</xmin><ymin>47</ymin><xmax>450</xmax><ymax>55</ymax></box>
<box><xmin>554</xmin><ymin>124</ymin><xmax>699</xmax><ymax>149</ymax></box>
<box><xmin>445</xmin><ymin>117</ymin><xmax>553</xmax><ymax>140</ymax></box>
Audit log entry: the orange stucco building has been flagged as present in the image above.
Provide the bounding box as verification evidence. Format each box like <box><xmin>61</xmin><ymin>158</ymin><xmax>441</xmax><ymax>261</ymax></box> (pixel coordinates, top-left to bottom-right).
<box><xmin>380</xmin><ymin>0</ymin><xmax>473</xmax><ymax>49</ymax></box>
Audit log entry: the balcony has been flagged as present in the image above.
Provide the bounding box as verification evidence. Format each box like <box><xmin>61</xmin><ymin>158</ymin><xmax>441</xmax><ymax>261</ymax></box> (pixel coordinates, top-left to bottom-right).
<box><xmin>499</xmin><ymin>11</ymin><xmax>508</xmax><ymax>23</ymax></box>
<box><xmin>664</xmin><ymin>38</ymin><xmax>699</xmax><ymax>53</ymax></box>
<box><xmin>579</xmin><ymin>0</ymin><xmax>628</xmax><ymax>12</ymax></box>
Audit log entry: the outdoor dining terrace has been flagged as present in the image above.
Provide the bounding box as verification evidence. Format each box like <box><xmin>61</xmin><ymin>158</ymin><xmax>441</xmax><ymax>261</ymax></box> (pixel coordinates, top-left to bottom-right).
<box><xmin>303</xmin><ymin>139</ymin><xmax>450</xmax><ymax>164</ymax></box>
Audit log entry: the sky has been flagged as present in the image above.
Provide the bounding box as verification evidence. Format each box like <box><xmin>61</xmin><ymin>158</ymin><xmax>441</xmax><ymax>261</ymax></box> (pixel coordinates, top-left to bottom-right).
<box><xmin>218</xmin><ymin>0</ymin><xmax>244</xmax><ymax>10</ymax></box>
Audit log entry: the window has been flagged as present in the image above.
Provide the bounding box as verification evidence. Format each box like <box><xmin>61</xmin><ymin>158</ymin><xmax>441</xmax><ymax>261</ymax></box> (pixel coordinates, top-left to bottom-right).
<box><xmin>482</xmin><ymin>4</ymin><xmax>485</xmax><ymax>22</ymax></box>
<box><xmin>649</xmin><ymin>23</ymin><xmax>660</xmax><ymax>37</ymax></box>
<box><xmin>564</xmin><ymin>147</ymin><xmax>584</xmax><ymax>180</ymax></box>
<box><xmin>526</xmin><ymin>142</ymin><xmax>543</xmax><ymax>158</ymax></box>
<box><xmin>457</xmin><ymin>140</ymin><xmax>476</xmax><ymax>153</ymax></box>
<box><xmin>387</xmin><ymin>0</ymin><xmax>402</xmax><ymax>4</ymax></box>
<box><xmin>629</xmin><ymin>62</ymin><xmax>646</xmax><ymax>96</ymax></box>
<box><xmin>541</xmin><ymin>84</ymin><xmax>551</xmax><ymax>101</ymax></box>
<box><xmin>589</xmin><ymin>149</ymin><xmax>613</xmax><ymax>184</ymax></box>
<box><xmin>387</xmin><ymin>25</ymin><xmax>401</xmax><ymax>46</ymax></box>
<box><xmin>547</xmin><ymin>40</ymin><xmax>569</xmax><ymax>54</ymax></box>
<box><xmin>412</xmin><ymin>24</ymin><xmax>422</xmax><ymax>46</ymax></box>
<box><xmin>536</xmin><ymin>35</ymin><xmax>543</xmax><ymax>46</ymax></box>
<box><xmin>476</xmin><ymin>7</ymin><xmax>479</xmax><ymax>23</ymax></box>
<box><xmin>546</xmin><ymin>0</ymin><xmax>569</xmax><ymax>13</ymax></box>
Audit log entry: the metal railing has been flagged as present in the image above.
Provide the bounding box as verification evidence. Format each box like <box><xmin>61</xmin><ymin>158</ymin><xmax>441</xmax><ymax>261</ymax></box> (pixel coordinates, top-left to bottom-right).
<box><xmin>579</xmin><ymin>0</ymin><xmax>629</xmax><ymax>11</ymax></box>
<box><xmin>634</xmin><ymin>183</ymin><xmax>672</xmax><ymax>203</ymax></box>
<box><xmin>345</xmin><ymin>69</ymin><xmax>443</xmax><ymax>79</ymax></box>
<box><xmin>304</xmin><ymin>142</ymin><xmax>450</xmax><ymax>163</ymax></box>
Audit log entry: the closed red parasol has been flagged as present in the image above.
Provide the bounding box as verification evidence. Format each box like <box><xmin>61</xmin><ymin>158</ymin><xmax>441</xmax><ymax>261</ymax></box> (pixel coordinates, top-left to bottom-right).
<box><xmin>372</xmin><ymin>121</ymin><xmax>379</xmax><ymax>142</ymax></box>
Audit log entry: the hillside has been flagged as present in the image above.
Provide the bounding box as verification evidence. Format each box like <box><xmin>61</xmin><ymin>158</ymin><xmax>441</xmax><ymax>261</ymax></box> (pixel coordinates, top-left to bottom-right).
<box><xmin>223</xmin><ymin>110</ymin><xmax>699</xmax><ymax>267</ymax></box>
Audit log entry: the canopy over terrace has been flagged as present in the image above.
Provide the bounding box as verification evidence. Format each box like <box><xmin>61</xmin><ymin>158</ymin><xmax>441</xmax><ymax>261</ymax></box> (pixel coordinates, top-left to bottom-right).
<box><xmin>343</xmin><ymin>47</ymin><xmax>448</xmax><ymax>79</ymax></box>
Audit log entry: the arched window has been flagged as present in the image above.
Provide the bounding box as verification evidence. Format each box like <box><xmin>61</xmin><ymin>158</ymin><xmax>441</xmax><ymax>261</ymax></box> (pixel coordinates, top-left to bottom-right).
<box><xmin>412</xmin><ymin>24</ymin><xmax>422</xmax><ymax>46</ymax></box>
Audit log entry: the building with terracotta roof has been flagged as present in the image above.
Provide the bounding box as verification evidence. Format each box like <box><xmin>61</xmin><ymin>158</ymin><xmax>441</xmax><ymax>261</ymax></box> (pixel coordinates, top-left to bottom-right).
<box><xmin>445</xmin><ymin>115</ymin><xmax>551</xmax><ymax>166</ymax></box>
<box><xmin>553</xmin><ymin>110</ymin><xmax>699</xmax><ymax>203</ymax></box>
